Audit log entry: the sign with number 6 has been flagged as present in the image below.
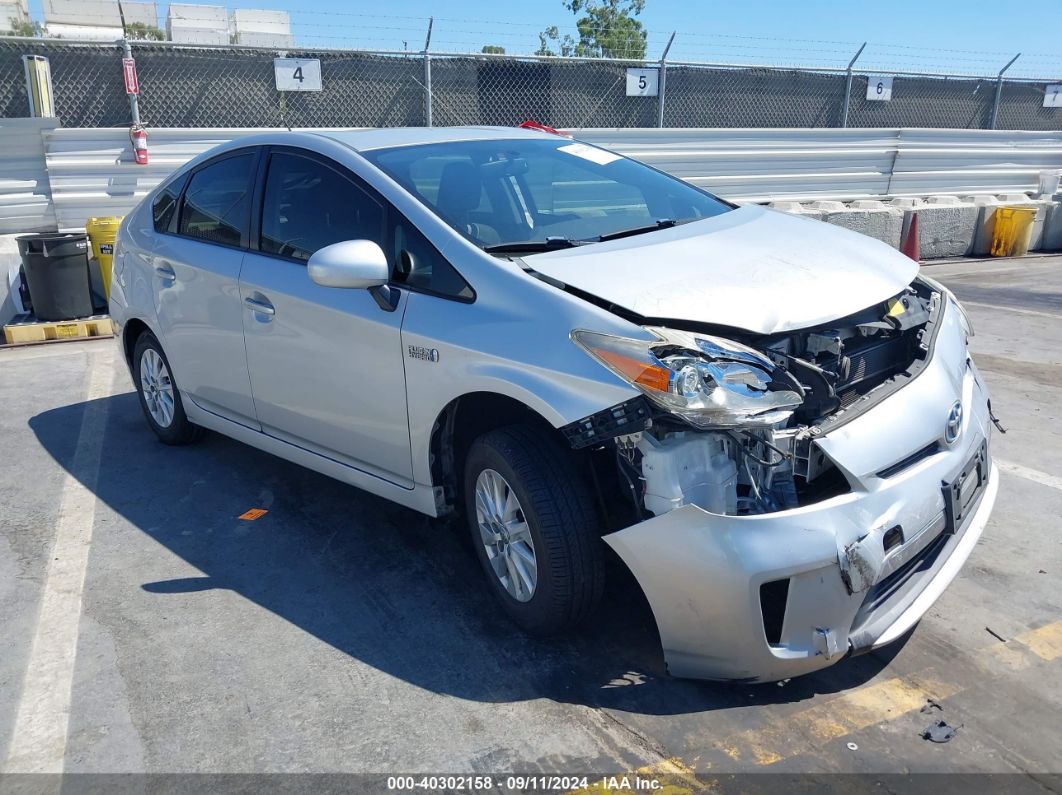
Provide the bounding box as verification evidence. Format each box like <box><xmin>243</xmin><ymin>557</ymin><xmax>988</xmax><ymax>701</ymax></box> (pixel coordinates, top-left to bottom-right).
<box><xmin>866</xmin><ymin>75</ymin><xmax>894</xmax><ymax>102</ymax></box>
<box><xmin>274</xmin><ymin>58</ymin><xmax>323</xmax><ymax>92</ymax></box>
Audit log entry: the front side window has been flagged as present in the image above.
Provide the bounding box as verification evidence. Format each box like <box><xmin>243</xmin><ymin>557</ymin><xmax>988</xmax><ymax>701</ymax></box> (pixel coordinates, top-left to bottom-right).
<box><xmin>389</xmin><ymin>214</ymin><xmax>473</xmax><ymax>300</ymax></box>
<box><xmin>178</xmin><ymin>152</ymin><xmax>256</xmax><ymax>247</ymax></box>
<box><xmin>260</xmin><ymin>152</ymin><xmax>383</xmax><ymax>261</ymax></box>
<box><xmin>362</xmin><ymin>138</ymin><xmax>731</xmax><ymax>253</ymax></box>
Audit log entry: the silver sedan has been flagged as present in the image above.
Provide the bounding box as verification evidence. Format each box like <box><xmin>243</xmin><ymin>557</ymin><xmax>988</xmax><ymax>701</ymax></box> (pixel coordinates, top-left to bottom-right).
<box><xmin>109</xmin><ymin>127</ymin><xmax>998</xmax><ymax>682</ymax></box>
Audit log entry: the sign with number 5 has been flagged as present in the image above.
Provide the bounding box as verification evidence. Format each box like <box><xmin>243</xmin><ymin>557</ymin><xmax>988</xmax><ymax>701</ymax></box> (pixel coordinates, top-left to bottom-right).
<box><xmin>274</xmin><ymin>58</ymin><xmax>322</xmax><ymax>92</ymax></box>
<box><xmin>625</xmin><ymin>68</ymin><xmax>659</xmax><ymax>97</ymax></box>
<box><xmin>866</xmin><ymin>75</ymin><xmax>894</xmax><ymax>101</ymax></box>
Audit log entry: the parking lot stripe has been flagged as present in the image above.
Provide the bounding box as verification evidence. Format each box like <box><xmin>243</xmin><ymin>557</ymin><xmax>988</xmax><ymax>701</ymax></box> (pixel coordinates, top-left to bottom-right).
<box><xmin>718</xmin><ymin>675</ymin><xmax>963</xmax><ymax>765</ymax></box>
<box><xmin>714</xmin><ymin>620</ymin><xmax>1062</xmax><ymax>767</ymax></box>
<box><xmin>3</xmin><ymin>353</ymin><xmax>114</xmax><ymax>774</ymax></box>
<box><xmin>994</xmin><ymin>459</ymin><xmax>1062</xmax><ymax>492</ymax></box>
<box><xmin>962</xmin><ymin>301</ymin><xmax>1062</xmax><ymax>320</ymax></box>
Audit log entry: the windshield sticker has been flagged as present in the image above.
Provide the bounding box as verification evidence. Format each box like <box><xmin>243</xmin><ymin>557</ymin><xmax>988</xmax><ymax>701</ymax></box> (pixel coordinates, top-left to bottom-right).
<box><xmin>557</xmin><ymin>143</ymin><xmax>622</xmax><ymax>166</ymax></box>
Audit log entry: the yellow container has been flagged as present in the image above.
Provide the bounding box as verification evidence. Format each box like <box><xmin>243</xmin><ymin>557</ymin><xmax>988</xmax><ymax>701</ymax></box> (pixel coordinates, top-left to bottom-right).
<box><xmin>85</xmin><ymin>216</ymin><xmax>123</xmax><ymax>298</ymax></box>
<box><xmin>990</xmin><ymin>206</ymin><xmax>1037</xmax><ymax>257</ymax></box>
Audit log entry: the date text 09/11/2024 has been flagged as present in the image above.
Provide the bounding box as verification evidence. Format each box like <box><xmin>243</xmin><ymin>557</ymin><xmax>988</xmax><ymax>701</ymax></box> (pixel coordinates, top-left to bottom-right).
<box><xmin>385</xmin><ymin>775</ymin><xmax>665</xmax><ymax>791</ymax></box>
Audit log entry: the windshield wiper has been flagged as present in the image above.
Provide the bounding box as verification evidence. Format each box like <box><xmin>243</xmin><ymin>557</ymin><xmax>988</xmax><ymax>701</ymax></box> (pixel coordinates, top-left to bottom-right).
<box><xmin>482</xmin><ymin>237</ymin><xmax>584</xmax><ymax>254</ymax></box>
<box><xmin>595</xmin><ymin>218</ymin><xmax>688</xmax><ymax>242</ymax></box>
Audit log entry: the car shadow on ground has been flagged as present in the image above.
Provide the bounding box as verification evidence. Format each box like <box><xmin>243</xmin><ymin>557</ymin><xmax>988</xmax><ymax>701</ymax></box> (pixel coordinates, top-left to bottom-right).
<box><xmin>30</xmin><ymin>392</ymin><xmax>907</xmax><ymax>717</ymax></box>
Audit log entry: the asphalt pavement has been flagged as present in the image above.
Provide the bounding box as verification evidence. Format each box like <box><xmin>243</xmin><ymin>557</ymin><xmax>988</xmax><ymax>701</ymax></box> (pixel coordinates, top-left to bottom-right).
<box><xmin>0</xmin><ymin>255</ymin><xmax>1059</xmax><ymax>791</ymax></box>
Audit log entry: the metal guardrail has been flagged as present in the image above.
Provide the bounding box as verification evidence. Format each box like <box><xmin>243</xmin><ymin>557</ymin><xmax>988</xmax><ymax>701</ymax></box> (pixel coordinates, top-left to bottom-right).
<box><xmin>575</xmin><ymin>128</ymin><xmax>1062</xmax><ymax>202</ymax></box>
<box><xmin>0</xmin><ymin>116</ymin><xmax>59</xmax><ymax>233</ymax></box>
<box><xmin>3</xmin><ymin>126</ymin><xmax>1060</xmax><ymax>231</ymax></box>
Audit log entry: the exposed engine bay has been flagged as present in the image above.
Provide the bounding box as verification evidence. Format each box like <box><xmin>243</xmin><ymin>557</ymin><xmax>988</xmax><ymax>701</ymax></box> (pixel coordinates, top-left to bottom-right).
<box><xmin>570</xmin><ymin>279</ymin><xmax>944</xmax><ymax>520</ymax></box>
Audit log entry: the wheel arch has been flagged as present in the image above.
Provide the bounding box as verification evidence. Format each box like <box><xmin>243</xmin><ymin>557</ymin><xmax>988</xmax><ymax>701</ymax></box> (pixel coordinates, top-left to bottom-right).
<box><xmin>121</xmin><ymin>316</ymin><xmax>153</xmax><ymax>370</ymax></box>
<box><xmin>428</xmin><ymin>391</ymin><xmax>569</xmax><ymax>516</ymax></box>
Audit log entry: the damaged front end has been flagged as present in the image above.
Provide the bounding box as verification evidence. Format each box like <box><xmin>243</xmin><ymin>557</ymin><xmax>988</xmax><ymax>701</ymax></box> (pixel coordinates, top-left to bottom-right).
<box><xmin>566</xmin><ymin>277</ymin><xmax>998</xmax><ymax>682</ymax></box>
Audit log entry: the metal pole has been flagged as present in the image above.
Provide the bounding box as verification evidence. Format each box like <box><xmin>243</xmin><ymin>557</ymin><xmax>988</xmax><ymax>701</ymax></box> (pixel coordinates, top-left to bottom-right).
<box><xmin>841</xmin><ymin>42</ymin><xmax>866</xmax><ymax>128</ymax></box>
<box><xmin>121</xmin><ymin>38</ymin><xmax>141</xmax><ymax>127</ymax></box>
<box><xmin>990</xmin><ymin>52</ymin><xmax>1020</xmax><ymax>130</ymax></box>
<box><xmin>423</xmin><ymin>17</ymin><xmax>433</xmax><ymax>128</ymax></box>
<box><xmin>657</xmin><ymin>31</ymin><xmax>675</xmax><ymax>129</ymax></box>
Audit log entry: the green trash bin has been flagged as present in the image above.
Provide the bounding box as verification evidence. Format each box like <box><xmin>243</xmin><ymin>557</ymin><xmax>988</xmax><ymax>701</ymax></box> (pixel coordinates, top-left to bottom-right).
<box><xmin>16</xmin><ymin>232</ymin><xmax>94</xmax><ymax>321</ymax></box>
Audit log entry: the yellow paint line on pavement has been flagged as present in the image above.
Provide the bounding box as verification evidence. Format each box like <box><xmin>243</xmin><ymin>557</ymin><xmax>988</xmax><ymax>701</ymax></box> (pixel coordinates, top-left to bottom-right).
<box><xmin>718</xmin><ymin>674</ymin><xmax>962</xmax><ymax>765</ymax></box>
<box><xmin>716</xmin><ymin>619</ymin><xmax>1062</xmax><ymax>767</ymax></box>
<box><xmin>987</xmin><ymin>621</ymin><xmax>1062</xmax><ymax>665</ymax></box>
<box><xmin>570</xmin><ymin>756</ymin><xmax>709</xmax><ymax>794</ymax></box>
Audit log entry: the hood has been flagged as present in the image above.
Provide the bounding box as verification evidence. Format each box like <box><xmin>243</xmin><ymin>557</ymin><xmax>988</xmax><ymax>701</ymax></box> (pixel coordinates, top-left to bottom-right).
<box><xmin>524</xmin><ymin>205</ymin><xmax>919</xmax><ymax>335</ymax></box>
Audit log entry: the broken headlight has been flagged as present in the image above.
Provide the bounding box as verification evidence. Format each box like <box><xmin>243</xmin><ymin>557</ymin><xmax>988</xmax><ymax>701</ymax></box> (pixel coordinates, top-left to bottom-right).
<box><xmin>572</xmin><ymin>327</ymin><xmax>805</xmax><ymax>429</ymax></box>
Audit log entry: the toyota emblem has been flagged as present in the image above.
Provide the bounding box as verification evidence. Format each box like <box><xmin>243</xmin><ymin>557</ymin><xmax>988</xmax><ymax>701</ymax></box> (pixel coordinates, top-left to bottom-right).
<box><xmin>945</xmin><ymin>401</ymin><xmax>963</xmax><ymax>445</ymax></box>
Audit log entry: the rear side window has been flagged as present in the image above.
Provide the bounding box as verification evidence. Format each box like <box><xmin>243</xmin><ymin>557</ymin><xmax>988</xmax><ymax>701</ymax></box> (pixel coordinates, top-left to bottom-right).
<box><xmin>178</xmin><ymin>152</ymin><xmax>256</xmax><ymax>248</ymax></box>
<box><xmin>260</xmin><ymin>152</ymin><xmax>383</xmax><ymax>261</ymax></box>
<box><xmin>152</xmin><ymin>176</ymin><xmax>184</xmax><ymax>233</ymax></box>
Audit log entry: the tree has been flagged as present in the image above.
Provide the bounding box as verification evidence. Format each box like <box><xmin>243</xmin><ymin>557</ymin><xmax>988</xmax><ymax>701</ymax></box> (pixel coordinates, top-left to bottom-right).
<box><xmin>124</xmin><ymin>21</ymin><xmax>165</xmax><ymax>41</ymax></box>
<box><xmin>481</xmin><ymin>45</ymin><xmax>506</xmax><ymax>54</ymax></box>
<box><xmin>6</xmin><ymin>18</ymin><xmax>44</xmax><ymax>37</ymax></box>
<box><xmin>537</xmin><ymin>0</ymin><xmax>647</xmax><ymax>60</ymax></box>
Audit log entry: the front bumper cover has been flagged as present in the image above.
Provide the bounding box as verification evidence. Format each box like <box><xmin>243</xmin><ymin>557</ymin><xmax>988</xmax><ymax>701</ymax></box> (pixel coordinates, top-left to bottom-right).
<box><xmin>603</xmin><ymin>300</ymin><xmax>999</xmax><ymax>682</ymax></box>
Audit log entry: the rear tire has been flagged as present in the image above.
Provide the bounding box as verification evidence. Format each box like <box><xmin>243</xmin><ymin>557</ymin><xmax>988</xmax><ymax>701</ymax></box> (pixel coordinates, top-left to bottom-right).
<box><xmin>463</xmin><ymin>424</ymin><xmax>605</xmax><ymax>635</ymax></box>
<box><xmin>132</xmin><ymin>331</ymin><xmax>202</xmax><ymax>446</ymax></box>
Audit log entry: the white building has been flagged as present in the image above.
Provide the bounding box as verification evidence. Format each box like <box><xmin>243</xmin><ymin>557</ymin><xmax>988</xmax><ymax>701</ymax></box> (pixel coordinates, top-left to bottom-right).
<box><xmin>41</xmin><ymin>0</ymin><xmax>158</xmax><ymax>40</ymax></box>
<box><xmin>167</xmin><ymin>3</ymin><xmax>228</xmax><ymax>45</ymax></box>
<box><xmin>230</xmin><ymin>8</ymin><xmax>292</xmax><ymax>48</ymax></box>
<box><xmin>0</xmin><ymin>0</ymin><xmax>30</xmax><ymax>32</ymax></box>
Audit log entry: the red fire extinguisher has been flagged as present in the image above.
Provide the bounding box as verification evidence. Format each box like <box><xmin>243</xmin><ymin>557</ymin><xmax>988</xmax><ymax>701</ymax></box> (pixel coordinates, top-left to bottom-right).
<box><xmin>130</xmin><ymin>124</ymin><xmax>148</xmax><ymax>166</ymax></box>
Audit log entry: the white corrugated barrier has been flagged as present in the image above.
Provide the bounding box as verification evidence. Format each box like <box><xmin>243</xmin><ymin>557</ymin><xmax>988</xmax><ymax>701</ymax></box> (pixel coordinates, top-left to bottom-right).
<box><xmin>2</xmin><ymin>125</ymin><xmax>1062</xmax><ymax>232</ymax></box>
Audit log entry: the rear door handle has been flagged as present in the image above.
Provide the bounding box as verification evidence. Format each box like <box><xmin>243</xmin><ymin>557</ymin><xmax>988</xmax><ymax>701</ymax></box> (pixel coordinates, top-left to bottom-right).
<box><xmin>154</xmin><ymin>262</ymin><xmax>176</xmax><ymax>283</ymax></box>
<box><xmin>244</xmin><ymin>296</ymin><xmax>275</xmax><ymax>317</ymax></box>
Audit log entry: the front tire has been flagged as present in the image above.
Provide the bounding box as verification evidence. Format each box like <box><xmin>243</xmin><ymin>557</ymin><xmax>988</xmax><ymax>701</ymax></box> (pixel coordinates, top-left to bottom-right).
<box><xmin>463</xmin><ymin>425</ymin><xmax>605</xmax><ymax>635</ymax></box>
<box><xmin>132</xmin><ymin>331</ymin><xmax>202</xmax><ymax>446</ymax></box>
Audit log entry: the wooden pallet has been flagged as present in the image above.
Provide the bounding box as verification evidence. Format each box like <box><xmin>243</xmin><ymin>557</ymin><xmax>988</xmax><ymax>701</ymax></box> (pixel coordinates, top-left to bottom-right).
<box><xmin>2</xmin><ymin>313</ymin><xmax>114</xmax><ymax>345</ymax></box>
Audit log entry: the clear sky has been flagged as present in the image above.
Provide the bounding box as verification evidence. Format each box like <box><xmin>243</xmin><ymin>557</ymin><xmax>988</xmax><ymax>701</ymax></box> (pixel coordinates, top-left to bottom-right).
<box><xmin>25</xmin><ymin>0</ymin><xmax>1062</xmax><ymax>77</ymax></box>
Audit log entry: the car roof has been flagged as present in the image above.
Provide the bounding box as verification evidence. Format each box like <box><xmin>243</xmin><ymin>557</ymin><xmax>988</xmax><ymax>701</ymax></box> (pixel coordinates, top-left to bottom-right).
<box><xmin>309</xmin><ymin>125</ymin><xmax>559</xmax><ymax>152</ymax></box>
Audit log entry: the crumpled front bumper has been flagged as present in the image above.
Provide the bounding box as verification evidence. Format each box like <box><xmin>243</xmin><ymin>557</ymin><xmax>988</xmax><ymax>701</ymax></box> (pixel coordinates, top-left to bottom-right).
<box><xmin>603</xmin><ymin>300</ymin><xmax>999</xmax><ymax>682</ymax></box>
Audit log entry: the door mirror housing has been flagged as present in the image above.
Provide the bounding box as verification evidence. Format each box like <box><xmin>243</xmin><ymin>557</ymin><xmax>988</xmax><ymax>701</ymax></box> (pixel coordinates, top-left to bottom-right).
<box><xmin>307</xmin><ymin>240</ymin><xmax>389</xmax><ymax>289</ymax></box>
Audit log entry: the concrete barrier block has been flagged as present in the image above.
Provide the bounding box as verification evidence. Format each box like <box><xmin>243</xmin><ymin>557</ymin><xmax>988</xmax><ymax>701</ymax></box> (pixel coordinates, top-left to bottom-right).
<box><xmin>1</xmin><ymin>234</ymin><xmax>25</xmax><ymax>328</ymax></box>
<box><xmin>889</xmin><ymin>197</ymin><xmax>978</xmax><ymax>259</ymax></box>
<box><xmin>767</xmin><ymin>201</ymin><xmax>826</xmax><ymax>221</ymax></box>
<box><xmin>964</xmin><ymin>196</ymin><xmax>1002</xmax><ymax>255</ymax></box>
<box><xmin>810</xmin><ymin>201</ymin><xmax>903</xmax><ymax>248</ymax></box>
<box><xmin>1041</xmin><ymin>193</ymin><xmax>1062</xmax><ymax>252</ymax></box>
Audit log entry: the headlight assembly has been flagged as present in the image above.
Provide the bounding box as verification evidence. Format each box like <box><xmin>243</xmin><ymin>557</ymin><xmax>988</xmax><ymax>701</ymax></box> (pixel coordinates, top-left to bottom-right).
<box><xmin>572</xmin><ymin>327</ymin><xmax>804</xmax><ymax>429</ymax></box>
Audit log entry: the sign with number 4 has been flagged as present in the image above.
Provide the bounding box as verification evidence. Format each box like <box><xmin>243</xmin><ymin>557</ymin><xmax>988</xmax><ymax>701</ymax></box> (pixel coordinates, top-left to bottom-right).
<box><xmin>625</xmin><ymin>68</ymin><xmax>659</xmax><ymax>97</ymax></box>
<box><xmin>866</xmin><ymin>75</ymin><xmax>893</xmax><ymax>101</ymax></box>
<box><xmin>274</xmin><ymin>58</ymin><xmax>322</xmax><ymax>92</ymax></box>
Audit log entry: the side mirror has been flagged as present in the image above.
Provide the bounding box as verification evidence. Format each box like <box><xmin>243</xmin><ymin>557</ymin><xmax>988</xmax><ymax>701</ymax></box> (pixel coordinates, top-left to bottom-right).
<box><xmin>307</xmin><ymin>240</ymin><xmax>389</xmax><ymax>289</ymax></box>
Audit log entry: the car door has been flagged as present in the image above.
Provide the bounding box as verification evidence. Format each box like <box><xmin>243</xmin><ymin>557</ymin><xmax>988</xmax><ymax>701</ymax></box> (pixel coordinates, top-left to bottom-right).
<box><xmin>152</xmin><ymin>148</ymin><xmax>260</xmax><ymax>428</ymax></box>
<box><xmin>239</xmin><ymin>147</ymin><xmax>413</xmax><ymax>485</ymax></box>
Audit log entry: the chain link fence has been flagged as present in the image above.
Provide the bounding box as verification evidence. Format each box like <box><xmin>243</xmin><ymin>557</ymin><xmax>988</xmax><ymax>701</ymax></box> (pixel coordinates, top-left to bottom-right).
<box><xmin>1</xmin><ymin>36</ymin><xmax>1060</xmax><ymax>131</ymax></box>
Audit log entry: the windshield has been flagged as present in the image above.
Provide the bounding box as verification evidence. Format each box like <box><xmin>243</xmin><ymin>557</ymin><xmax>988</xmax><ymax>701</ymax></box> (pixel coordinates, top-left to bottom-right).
<box><xmin>362</xmin><ymin>138</ymin><xmax>731</xmax><ymax>252</ymax></box>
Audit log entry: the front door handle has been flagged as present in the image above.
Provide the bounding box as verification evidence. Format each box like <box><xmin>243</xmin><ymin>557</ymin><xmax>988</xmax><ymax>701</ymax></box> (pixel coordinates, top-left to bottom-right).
<box><xmin>244</xmin><ymin>296</ymin><xmax>275</xmax><ymax>317</ymax></box>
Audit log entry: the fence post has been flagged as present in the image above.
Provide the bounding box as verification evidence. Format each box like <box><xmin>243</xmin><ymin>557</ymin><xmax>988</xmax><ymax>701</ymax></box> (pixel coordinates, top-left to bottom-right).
<box><xmin>423</xmin><ymin>17</ymin><xmax>433</xmax><ymax>128</ymax></box>
<box><xmin>121</xmin><ymin>38</ymin><xmax>141</xmax><ymax>127</ymax></box>
<box><xmin>841</xmin><ymin>42</ymin><xmax>866</xmax><ymax>128</ymax></box>
<box><xmin>990</xmin><ymin>52</ymin><xmax>1020</xmax><ymax>130</ymax></box>
<box><xmin>657</xmin><ymin>31</ymin><xmax>675</xmax><ymax>129</ymax></box>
